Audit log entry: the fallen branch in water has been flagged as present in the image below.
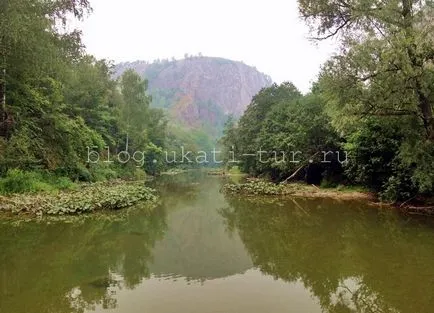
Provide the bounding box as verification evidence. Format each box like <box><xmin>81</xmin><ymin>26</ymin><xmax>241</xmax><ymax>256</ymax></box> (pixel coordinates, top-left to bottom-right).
<box><xmin>402</xmin><ymin>205</ymin><xmax>434</xmax><ymax>216</ymax></box>
<box><xmin>281</xmin><ymin>164</ymin><xmax>306</xmax><ymax>184</ymax></box>
<box><xmin>281</xmin><ymin>152</ymin><xmax>320</xmax><ymax>184</ymax></box>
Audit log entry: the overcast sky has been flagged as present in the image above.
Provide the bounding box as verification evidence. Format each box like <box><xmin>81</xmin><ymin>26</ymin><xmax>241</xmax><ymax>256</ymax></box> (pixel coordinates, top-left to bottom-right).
<box><xmin>78</xmin><ymin>0</ymin><xmax>337</xmax><ymax>93</ymax></box>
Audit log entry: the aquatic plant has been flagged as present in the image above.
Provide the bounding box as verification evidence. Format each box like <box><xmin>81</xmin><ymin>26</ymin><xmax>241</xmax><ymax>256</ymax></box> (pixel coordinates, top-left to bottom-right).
<box><xmin>222</xmin><ymin>180</ymin><xmax>374</xmax><ymax>201</ymax></box>
<box><xmin>222</xmin><ymin>181</ymin><xmax>286</xmax><ymax>195</ymax></box>
<box><xmin>0</xmin><ymin>181</ymin><xmax>158</xmax><ymax>216</ymax></box>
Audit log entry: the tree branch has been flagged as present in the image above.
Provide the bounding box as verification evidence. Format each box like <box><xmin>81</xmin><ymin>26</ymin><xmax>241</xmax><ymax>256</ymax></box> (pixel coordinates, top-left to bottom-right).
<box><xmin>309</xmin><ymin>19</ymin><xmax>351</xmax><ymax>40</ymax></box>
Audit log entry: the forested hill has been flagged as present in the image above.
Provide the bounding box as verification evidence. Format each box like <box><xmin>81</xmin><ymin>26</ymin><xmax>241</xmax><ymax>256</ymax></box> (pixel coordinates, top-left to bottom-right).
<box><xmin>114</xmin><ymin>57</ymin><xmax>272</xmax><ymax>137</ymax></box>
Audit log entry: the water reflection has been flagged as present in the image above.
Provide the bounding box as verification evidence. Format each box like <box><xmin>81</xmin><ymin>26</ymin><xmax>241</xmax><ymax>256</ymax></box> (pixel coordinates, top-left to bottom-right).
<box><xmin>1</xmin><ymin>173</ymin><xmax>434</xmax><ymax>313</ymax></box>
<box><xmin>149</xmin><ymin>173</ymin><xmax>252</xmax><ymax>281</ymax></box>
<box><xmin>221</xmin><ymin>196</ymin><xmax>434</xmax><ymax>313</ymax></box>
<box><xmin>0</xmin><ymin>203</ymin><xmax>167</xmax><ymax>313</ymax></box>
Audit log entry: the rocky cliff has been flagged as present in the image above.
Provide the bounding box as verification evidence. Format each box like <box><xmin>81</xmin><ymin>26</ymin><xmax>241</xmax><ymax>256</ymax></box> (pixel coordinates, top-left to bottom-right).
<box><xmin>114</xmin><ymin>57</ymin><xmax>272</xmax><ymax>137</ymax></box>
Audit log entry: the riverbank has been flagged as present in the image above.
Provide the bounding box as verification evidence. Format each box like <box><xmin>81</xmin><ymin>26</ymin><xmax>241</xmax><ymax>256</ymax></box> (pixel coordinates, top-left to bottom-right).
<box><xmin>207</xmin><ymin>167</ymin><xmax>247</xmax><ymax>177</ymax></box>
<box><xmin>161</xmin><ymin>168</ymin><xmax>190</xmax><ymax>176</ymax></box>
<box><xmin>222</xmin><ymin>180</ymin><xmax>434</xmax><ymax>216</ymax></box>
<box><xmin>0</xmin><ymin>180</ymin><xmax>158</xmax><ymax>217</ymax></box>
<box><xmin>222</xmin><ymin>181</ymin><xmax>376</xmax><ymax>201</ymax></box>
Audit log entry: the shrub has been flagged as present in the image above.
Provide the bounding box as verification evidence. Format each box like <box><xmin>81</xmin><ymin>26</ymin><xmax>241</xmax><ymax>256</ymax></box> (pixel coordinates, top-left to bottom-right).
<box><xmin>0</xmin><ymin>170</ymin><xmax>45</xmax><ymax>194</ymax></box>
<box><xmin>89</xmin><ymin>163</ymin><xmax>119</xmax><ymax>182</ymax></box>
<box><xmin>0</xmin><ymin>169</ymin><xmax>76</xmax><ymax>195</ymax></box>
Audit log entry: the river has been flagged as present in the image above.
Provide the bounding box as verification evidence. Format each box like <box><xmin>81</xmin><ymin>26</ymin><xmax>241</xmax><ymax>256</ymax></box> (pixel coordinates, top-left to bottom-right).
<box><xmin>1</xmin><ymin>171</ymin><xmax>434</xmax><ymax>313</ymax></box>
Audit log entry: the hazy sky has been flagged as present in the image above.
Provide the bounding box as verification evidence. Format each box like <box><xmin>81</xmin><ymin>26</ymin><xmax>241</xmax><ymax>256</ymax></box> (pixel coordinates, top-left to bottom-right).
<box><xmin>78</xmin><ymin>0</ymin><xmax>337</xmax><ymax>93</ymax></box>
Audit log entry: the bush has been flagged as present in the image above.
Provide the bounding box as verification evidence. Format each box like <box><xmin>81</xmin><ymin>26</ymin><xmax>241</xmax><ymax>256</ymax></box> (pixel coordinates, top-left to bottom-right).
<box><xmin>88</xmin><ymin>163</ymin><xmax>119</xmax><ymax>182</ymax></box>
<box><xmin>0</xmin><ymin>169</ymin><xmax>75</xmax><ymax>195</ymax></box>
<box><xmin>50</xmin><ymin>176</ymin><xmax>76</xmax><ymax>190</ymax></box>
<box><xmin>0</xmin><ymin>170</ymin><xmax>45</xmax><ymax>194</ymax></box>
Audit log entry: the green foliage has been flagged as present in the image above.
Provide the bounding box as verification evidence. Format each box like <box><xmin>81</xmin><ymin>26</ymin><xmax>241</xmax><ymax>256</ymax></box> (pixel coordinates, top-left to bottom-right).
<box><xmin>221</xmin><ymin>82</ymin><xmax>342</xmax><ymax>184</ymax></box>
<box><xmin>0</xmin><ymin>0</ymin><xmax>169</xmax><ymax>188</ymax></box>
<box><xmin>221</xmin><ymin>0</ymin><xmax>434</xmax><ymax>201</ymax></box>
<box><xmin>142</xmin><ymin>142</ymin><xmax>165</xmax><ymax>174</ymax></box>
<box><xmin>150</xmin><ymin>88</ymin><xmax>179</xmax><ymax>109</ymax></box>
<box><xmin>116</xmin><ymin>70</ymin><xmax>167</xmax><ymax>175</ymax></box>
<box><xmin>343</xmin><ymin>119</ymin><xmax>404</xmax><ymax>191</ymax></box>
<box><xmin>233</xmin><ymin>82</ymin><xmax>303</xmax><ymax>175</ymax></box>
<box><xmin>88</xmin><ymin>163</ymin><xmax>119</xmax><ymax>182</ymax></box>
<box><xmin>0</xmin><ymin>169</ymin><xmax>75</xmax><ymax>195</ymax></box>
<box><xmin>299</xmin><ymin>0</ymin><xmax>434</xmax><ymax>201</ymax></box>
<box><xmin>87</xmin><ymin>162</ymin><xmax>149</xmax><ymax>182</ymax></box>
<box><xmin>256</xmin><ymin>93</ymin><xmax>341</xmax><ymax>181</ymax></box>
<box><xmin>219</xmin><ymin>115</ymin><xmax>238</xmax><ymax>167</ymax></box>
<box><xmin>164</xmin><ymin>123</ymin><xmax>217</xmax><ymax>169</ymax></box>
<box><xmin>118</xmin><ymin>69</ymin><xmax>152</xmax><ymax>149</ymax></box>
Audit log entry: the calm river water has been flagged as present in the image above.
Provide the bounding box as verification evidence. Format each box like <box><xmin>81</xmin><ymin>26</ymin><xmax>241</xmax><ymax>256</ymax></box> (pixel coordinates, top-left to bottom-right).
<box><xmin>1</xmin><ymin>171</ymin><xmax>434</xmax><ymax>313</ymax></box>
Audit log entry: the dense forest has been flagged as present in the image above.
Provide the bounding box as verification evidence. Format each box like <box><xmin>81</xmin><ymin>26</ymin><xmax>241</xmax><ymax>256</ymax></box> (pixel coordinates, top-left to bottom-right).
<box><xmin>0</xmin><ymin>0</ymin><xmax>203</xmax><ymax>194</ymax></box>
<box><xmin>221</xmin><ymin>0</ymin><xmax>434</xmax><ymax>202</ymax></box>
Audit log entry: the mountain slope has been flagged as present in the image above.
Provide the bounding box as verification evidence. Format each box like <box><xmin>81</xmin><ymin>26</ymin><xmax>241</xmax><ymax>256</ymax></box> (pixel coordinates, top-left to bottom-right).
<box><xmin>114</xmin><ymin>57</ymin><xmax>272</xmax><ymax>139</ymax></box>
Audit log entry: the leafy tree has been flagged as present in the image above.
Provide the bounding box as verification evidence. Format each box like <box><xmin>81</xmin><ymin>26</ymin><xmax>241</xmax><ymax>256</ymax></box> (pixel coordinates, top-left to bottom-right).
<box><xmin>117</xmin><ymin>69</ymin><xmax>167</xmax><ymax>174</ymax></box>
<box><xmin>64</xmin><ymin>56</ymin><xmax>120</xmax><ymax>146</ymax></box>
<box><xmin>236</xmin><ymin>82</ymin><xmax>302</xmax><ymax>175</ymax></box>
<box><xmin>255</xmin><ymin>93</ymin><xmax>341</xmax><ymax>182</ymax></box>
<box><xmin>222</xmin><ymin>82</ymin><xmax>341</xmax><ymax>184</ymax></box>
<box><xmin>118</xmin><ymin>69</ymin><xmax>152</xmax><ymax>152</ymax></box>
<box><xmin>0</xmin><ymin>0</ymin><xmax>97</xmax><ymax>176</ymax></box>
<box><xmin>299</xmin><ymin>0</ymin><xmax>434</xmax><ymax>199</ymax></box>
<box><xmin>219</xmin><ymin>115</ymin><xmax>238</xmax><ymax>168</ymax></box>
<box><xmin>0</xmin><ymin>0</ymin><xmax>168</xmax><ymax>182</ymax></box>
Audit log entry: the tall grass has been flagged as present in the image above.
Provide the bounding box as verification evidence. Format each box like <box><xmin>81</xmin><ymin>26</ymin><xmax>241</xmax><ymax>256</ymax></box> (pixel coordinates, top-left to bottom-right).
<box><xmin>0</xmin><ymin>169</ymin><xmax>76</xmax><ymax>195</ymax></box>
<box><xmin>0</xmin><ymin>164</ymin><xmax>148</xmax><ymax>195</ymax></box>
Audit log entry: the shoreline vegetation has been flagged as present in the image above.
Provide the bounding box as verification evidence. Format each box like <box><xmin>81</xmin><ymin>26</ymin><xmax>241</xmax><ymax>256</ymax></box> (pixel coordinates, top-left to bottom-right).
<box><xmin>217</xmin><ymin>2</ymin><xmax>434</xmax><ymax>209</ymax></box>
<box><xmin>221</xmin><ymin>180</ymin><xmax>434</xmax><ymax>216</ymax></box>
<box><xmin>161</xmin><ymin>168</ymin><xmax>190</xmax><ymax>176</ymax></box>
<box><xmin>207</xmin><ymin>167</ymin><xmax>246</xmax><ymax>177</ymax></box>
<box><xmin>222</xmin><ymin>180</ymin><xmax>375</xmax><ymax>201</ymax></box>
<box><xmin>0</xmin><ymin>180</ymin><xmax>157</xmax><ymax>217</ymax></box>
<box><xmin>2</xmin><ymin>0</ymin><xmax>220</xmax><ymax>213</ymax></box>
<box><xmin>3</xmin><ymin>1</ymin><xmax>434</xmax><ymax>219</ymax></box>
<box><xmin>1</xmin><ymin>169</ymin><xmax>433</xmax><ymax>218</ymax></box>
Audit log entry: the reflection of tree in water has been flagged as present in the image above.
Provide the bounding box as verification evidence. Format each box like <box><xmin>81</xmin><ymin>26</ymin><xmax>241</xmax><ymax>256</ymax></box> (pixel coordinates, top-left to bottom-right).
<box><xmin>318</xmin><ymin>278</ymin><xmax>403</xmax><ymax>313</ymax></box>
<box><xmin>220</xmin><ymin>196</ymin><xmax>434</xmax><ymax>313</ymax></box>
<box><xmin>0</xmin><ymin>203</ymin><xmax>167</xmax><ymax>313</ymax></box>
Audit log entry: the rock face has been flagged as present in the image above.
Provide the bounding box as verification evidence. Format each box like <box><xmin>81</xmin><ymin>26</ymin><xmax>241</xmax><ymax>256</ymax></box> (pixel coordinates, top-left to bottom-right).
<box><xmin>114</xmin><ymin>57</ymin><xmax>272</xmax><ymax>136</ymax></box>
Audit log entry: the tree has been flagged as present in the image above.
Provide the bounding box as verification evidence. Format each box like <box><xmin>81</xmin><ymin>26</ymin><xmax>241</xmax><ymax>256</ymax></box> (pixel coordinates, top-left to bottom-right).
<box><xmin>299</xmin><ymin>0</ymin><xmax>434</xmax><ymax>199</ymax></box>
<box><xmin>0</xmin><ymin>0</ymin><xmax>100</xmax><ymax>176</ymax></box>
<box><xmin>236</xmin><ymin>82</ymin><xmax>302</xmax><ymax>175</ymax></box>
<box><xmin>118</xmin><ymin>70</ymin><xmax>153</xmax><ymax>152</ymax></box>
<box><xmin>256</xmin><ymin>93</ymin><xmax>341</xmax><ymax>182</ymax></box>
<box><xmin>117</xmin><ymin>70</ymin><xmax>167</xmax><ymax>174</ymax></box>
<box><xmin>220</xmin><ymin>115</ymin><xmax>238</xmax><ymax>168</ymax></box>
<box><xmin>0</xmin><ymin>0</ymin><xmax>91</xmax><ymax>137</ymax></box>
<box><xmin>64</xmin><ymin>56</ymin><xmax>120</xmax><ymax>146</ymax></box>
<box><xmin>299</xmin><ymin>0</ymin><xmax>434</xmax><ymax>138</ymax></box>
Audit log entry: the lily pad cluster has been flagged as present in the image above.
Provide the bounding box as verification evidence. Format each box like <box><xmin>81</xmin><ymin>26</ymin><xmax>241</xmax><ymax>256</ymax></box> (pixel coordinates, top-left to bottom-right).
<box><xmin>0</xmin><ymin>181</ymin><xmax>158</xmax><ymax>216</ymax></box>
<box><xmin>222</xmin><ymin>181</ymin><xmax>287</xmax><ymax>196</ymax></box>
